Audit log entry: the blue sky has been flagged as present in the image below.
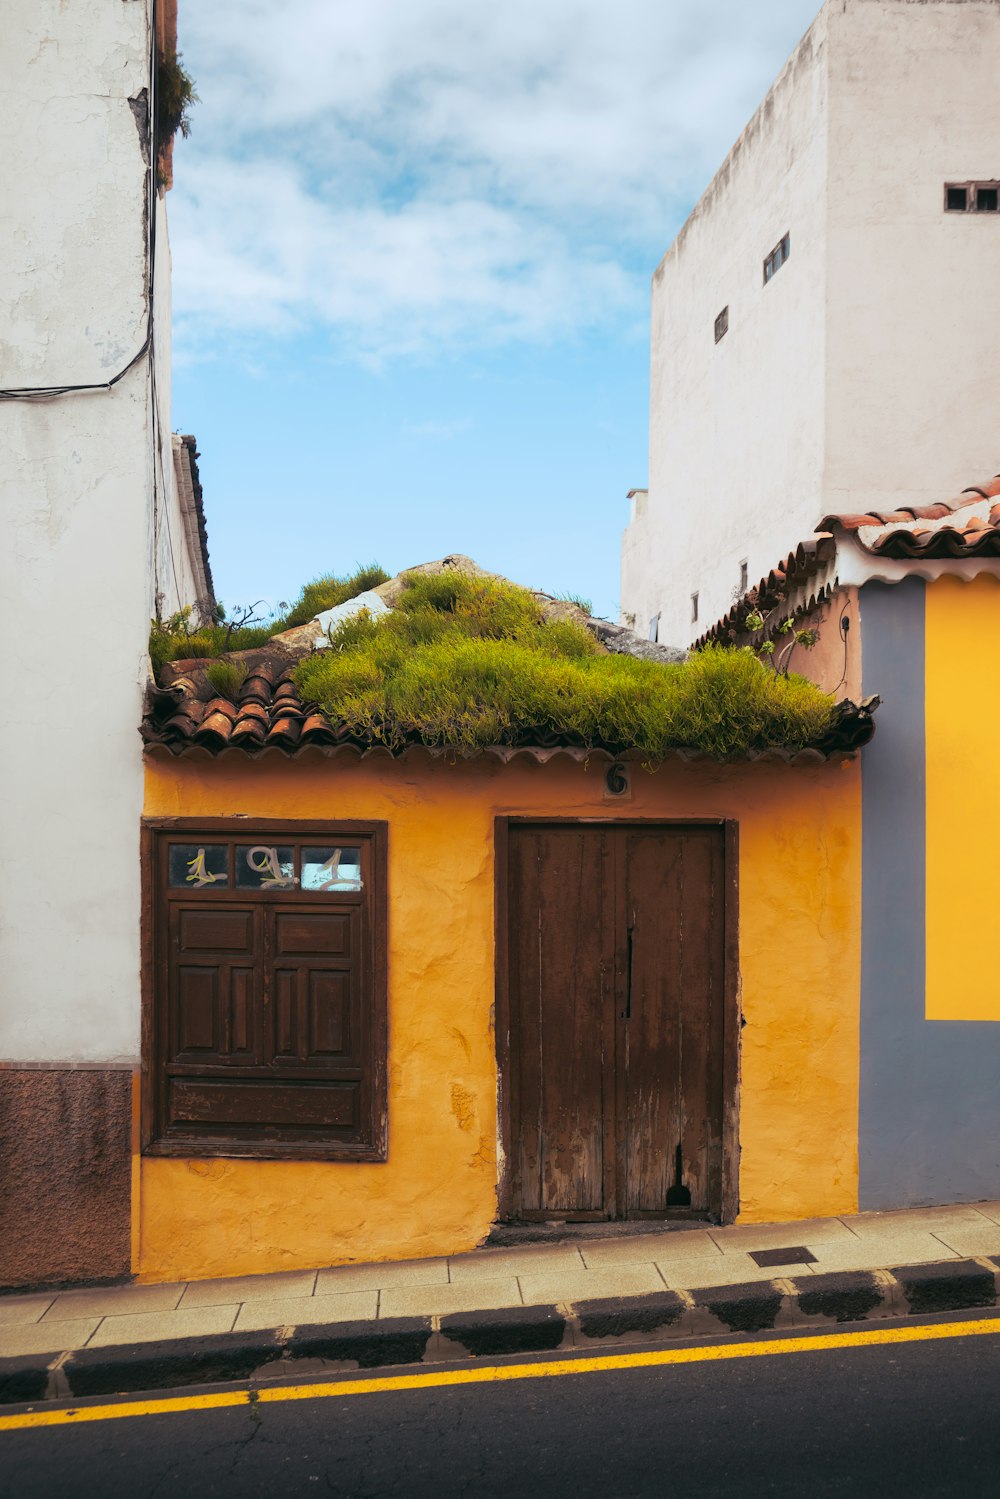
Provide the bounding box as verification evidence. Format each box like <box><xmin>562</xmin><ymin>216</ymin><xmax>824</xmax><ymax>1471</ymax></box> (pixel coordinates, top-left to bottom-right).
<box><xmin>170</xmin><ymin>0</ymin><xmax>821</xmax><ymax>622</ymax></box>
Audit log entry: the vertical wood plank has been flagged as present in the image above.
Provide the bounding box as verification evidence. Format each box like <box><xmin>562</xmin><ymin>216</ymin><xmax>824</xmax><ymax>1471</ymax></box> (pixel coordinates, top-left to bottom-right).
<box><xmin>509</xmin><ymin>825</ymin><xmax>615</xmax><ymax>1217</ymax></box>
<box><xmin>621</xmin><ymin>826</ymin><xmax>685</xmax><ymax>1213</ymax></box>
<box><xmin>721</xmin><ymin>819</ymin><xmax>741</xmax><ymax>1223</ymax></box>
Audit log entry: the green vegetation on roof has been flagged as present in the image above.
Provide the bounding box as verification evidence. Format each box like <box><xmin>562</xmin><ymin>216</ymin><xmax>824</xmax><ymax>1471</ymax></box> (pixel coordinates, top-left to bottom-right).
<box><xmin>294</xmin><ymin>571</ymin><xmax>837</xmax><ymax>757</ymax></box>
<box><xmin>281</xmin><ymin>564</ymin><xmax>390</xmax><ymax>628</ymax></box>
<box><xmin>148</xmin><ymin>563</ymin><xmax>391</xmax><ymax>675</ymax></box>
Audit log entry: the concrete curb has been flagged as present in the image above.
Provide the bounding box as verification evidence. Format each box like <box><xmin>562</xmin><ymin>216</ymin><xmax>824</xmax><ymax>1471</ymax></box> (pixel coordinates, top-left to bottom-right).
<box><xmin>3</xmin><ymin>1257</ymin><xmax>998</xmax><ymax>1407</ymax></box>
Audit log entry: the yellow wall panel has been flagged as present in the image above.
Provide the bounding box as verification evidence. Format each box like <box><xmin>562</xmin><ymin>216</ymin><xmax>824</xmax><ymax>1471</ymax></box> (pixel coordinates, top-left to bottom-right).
<box><xmin>925</xmin><ymin>574</ymin><xmax>1000</xmax><ymax>1020</ymax></box>
<box><xmin>140</xmin><ymin>750</ymin><xmax>862</xmax><ymax>1281</ymax></box>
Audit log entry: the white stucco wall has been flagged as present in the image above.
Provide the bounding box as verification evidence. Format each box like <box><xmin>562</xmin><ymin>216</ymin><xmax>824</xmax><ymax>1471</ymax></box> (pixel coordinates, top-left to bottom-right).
<box><xmin>623</xmin><ymin>8</ymin><xmax>831</xmax><ymax>649</ymax></box>
<box><xmin>623</xmin><ymin>0</ymin><xmax>1000</xmax><ymax>649</ymax></box>
<box><xmin>0</xmin><ymin>1</ymin><xmax>198</xmax><ymax>1062</ymax></box>
<box><xmin>824</xmin><ymin>0</ymin><xmax>1000</xmax><ymax>516</ymax></box>
<box><xmin>148</xmin><ymin>196</ymin><xmax>210</xmax><ymax>620</ymax></box>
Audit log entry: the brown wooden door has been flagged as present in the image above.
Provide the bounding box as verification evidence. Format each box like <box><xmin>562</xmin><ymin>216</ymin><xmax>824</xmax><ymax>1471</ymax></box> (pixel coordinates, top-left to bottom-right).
<box><xmin>507</xmin><ymin>823</ymin><xmax>731</xmax><ymax>1221</ymax></box>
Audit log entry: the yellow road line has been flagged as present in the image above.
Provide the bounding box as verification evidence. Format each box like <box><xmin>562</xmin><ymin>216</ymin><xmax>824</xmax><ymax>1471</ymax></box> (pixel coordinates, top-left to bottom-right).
<box><xmin>3</xmin><ymin>1315</ymin><xmax>1000</xmax><ymax>1434</ymax></box>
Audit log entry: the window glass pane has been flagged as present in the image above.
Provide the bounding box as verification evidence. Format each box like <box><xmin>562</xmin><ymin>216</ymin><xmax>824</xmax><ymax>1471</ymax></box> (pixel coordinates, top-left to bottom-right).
<box><xmin>236</xmin><ymin>845</ymin><xmax>297</xmax><ymax>889</ymax></box>
<box><xmin>169</xmin><ymin>844</ymin><xmax>229</xmax><ymax>889</ymax></box>
<box><xmin>946</xmin><ymin>185</ymin><xmax>968</xmax><ymax>211</ymax></box>
<box><xmin>302</xmin><ymin>846</ymin><xmax>363</xmax><ymax>892</ymax></box>
<box><xmin>976</xmin><ymin>187</ymin><xmax>998</xmax><ymax>212</ymax></box>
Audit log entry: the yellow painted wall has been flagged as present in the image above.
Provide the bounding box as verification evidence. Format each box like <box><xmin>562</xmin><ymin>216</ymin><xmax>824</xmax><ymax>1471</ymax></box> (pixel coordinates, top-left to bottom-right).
<box><xmin>925</xmin><ymin>574</ymin><xmax>1000</xmax><ymax>1020</ymax></box>
<box><xmin>139</xmin><ymin>749</ymin><xmax>862</xmax><ymax>1281</ymax></box>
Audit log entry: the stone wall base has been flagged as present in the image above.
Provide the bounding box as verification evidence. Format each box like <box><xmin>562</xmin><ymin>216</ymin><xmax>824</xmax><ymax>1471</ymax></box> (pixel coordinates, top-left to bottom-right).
<box><xmin>0</xmin><ymin>1068</ymin><xmax>132</xmax><ymax>1289</ymax></box>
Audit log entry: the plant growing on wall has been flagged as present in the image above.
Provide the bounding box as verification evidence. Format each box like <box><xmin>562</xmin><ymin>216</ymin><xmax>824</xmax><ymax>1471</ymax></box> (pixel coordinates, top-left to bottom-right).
<box><xmin>741</xmin><ymin>605</ymin><xmax>817</xmax><ymax>676</ymax></box>
<box><xmin>156</xmin><ymin>49</ymin><xmax>198</xmax><ymax>160</ymax></box>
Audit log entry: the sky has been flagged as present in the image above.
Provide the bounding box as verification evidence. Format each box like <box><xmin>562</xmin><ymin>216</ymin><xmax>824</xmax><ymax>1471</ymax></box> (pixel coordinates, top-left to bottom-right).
<box><xmin>170</xmin><ymin>0</ymin><xmax>822</xmax><ymax>623</ymax></box>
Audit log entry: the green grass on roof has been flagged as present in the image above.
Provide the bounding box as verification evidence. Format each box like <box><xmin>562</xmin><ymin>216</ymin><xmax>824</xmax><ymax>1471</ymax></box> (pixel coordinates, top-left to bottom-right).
<box><xmin>294</xmin><ymin>571</ymin><xmax>837</xmax><ymax>758</ymax></box>
<box><xmin>280</xmin><ymin>564</ymin><xmax>390</xmax><ymax>628</ymax></box>
<box><xmin>149</xmin><ymin>563</ymin><xmax>390</xmax><ymax>674</ymax></box>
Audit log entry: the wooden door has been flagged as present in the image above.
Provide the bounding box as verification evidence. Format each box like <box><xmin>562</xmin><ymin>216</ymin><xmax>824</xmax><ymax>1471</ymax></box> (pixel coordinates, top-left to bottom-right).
<box><xmin>506</xmin><ymin>822</ymin><xmax>732</xmax><ymax>1222</ymax></box>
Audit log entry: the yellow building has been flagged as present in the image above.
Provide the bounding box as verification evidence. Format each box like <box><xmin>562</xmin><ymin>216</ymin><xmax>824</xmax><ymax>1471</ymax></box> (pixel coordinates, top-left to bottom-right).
<box><xmin>136</xmin><ymin>564</ymin><xmax>873</xmax><ymax>1284</ymax></box>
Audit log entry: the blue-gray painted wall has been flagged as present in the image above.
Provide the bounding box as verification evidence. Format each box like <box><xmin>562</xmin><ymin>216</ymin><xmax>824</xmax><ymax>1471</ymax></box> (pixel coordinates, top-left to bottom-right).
<box><xmin>859</xmin><ymin>578</ymin><xmax>1000</xmax><ymax>1208</ymax></box>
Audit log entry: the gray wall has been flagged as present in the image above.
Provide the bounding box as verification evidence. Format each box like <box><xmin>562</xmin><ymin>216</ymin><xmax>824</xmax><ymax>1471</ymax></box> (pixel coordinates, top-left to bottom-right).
<box><xmin>859</xmin><ymin>578</ymin><xmax>1000</xmax><ymax>1208</ymax></box>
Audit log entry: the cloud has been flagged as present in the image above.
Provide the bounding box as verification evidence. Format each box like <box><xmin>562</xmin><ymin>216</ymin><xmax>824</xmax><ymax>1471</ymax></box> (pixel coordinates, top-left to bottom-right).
<box><xmin>172</xmin><ymin>0</ymin><xmax>821</xmax><ymax>360</ymax></box>
<box><xmin>170</xmin><ymin>156</ymin><xmax>636</xmax><ymax>361</ymax></box>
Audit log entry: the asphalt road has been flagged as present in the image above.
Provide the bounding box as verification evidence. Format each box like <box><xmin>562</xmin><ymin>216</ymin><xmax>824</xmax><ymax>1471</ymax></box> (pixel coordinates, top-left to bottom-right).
<box><xmin>4</xmin><ymin>1318</ymin><xmax>1000</xmax><ymax>1498</ymax></box>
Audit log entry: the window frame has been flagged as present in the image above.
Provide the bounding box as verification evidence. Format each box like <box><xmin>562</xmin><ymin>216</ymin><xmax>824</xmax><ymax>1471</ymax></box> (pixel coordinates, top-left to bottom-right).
<box><xmin>141</xmin><ymin>817</ymin><xmax>389</xmax><ymax>1162</ymax></box>
<box><xmin>944</xmin><ymin>181</ymin><xmax>1000</xmax><ymax>213</ymax></box>
<box><xmin>763</xmin><ymin>232</ymin><xmax>791</xmax><ymax>285</ymax></box>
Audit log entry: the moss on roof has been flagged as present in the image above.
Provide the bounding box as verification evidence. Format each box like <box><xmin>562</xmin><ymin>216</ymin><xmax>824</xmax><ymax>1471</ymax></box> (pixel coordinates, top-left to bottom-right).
<box><xmin>293</xmin><ymin>571</ymin><xmax>838</xmax><ymax>758</ymax></box>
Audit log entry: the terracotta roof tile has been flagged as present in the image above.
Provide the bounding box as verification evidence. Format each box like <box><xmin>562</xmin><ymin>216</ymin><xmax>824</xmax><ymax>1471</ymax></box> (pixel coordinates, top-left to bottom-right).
<box><xmin>143</xmin><ymin>556</ymin><xmax>876</xmax><ymax>764</ymax></box>
<box><xmin>230</xmin><ymin>717</ymin><xmax>267</xmax><ymax>747</ymax></box>
<box><xmin>817</xmin><ymin>475</ymin><xmax>1000</xmax><ymax>557</ymax></box>
<box><xmin>141</xmin><ymin>659</ymin><xmax>874</xmax><ymax>763</ymax></box>
<box><xmin>266</xmin><ymin>715</ymin><xmax>302</xmax><ymax>749</ymax></box>
<box><xmin>697</xmin><ymin>534</ymin><xmax>837</xmax><ymax>648</ymax></box>
<box><xmin>703</xmin><ymin>470</ymin><xmax>1000</xmax><ymax>646</ymax></box>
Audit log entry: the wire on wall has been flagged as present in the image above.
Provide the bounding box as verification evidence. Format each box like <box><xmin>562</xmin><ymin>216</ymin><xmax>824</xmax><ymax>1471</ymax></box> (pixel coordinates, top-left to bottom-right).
<box><xmin>0</xmin><ymin>1</ymin><xmax>159</xmax><ymax>402</ymax></box>
<box><xmin>2</xmin><ymin>1</ymin><xmax>186</xmax><ymax>616</ymax></box>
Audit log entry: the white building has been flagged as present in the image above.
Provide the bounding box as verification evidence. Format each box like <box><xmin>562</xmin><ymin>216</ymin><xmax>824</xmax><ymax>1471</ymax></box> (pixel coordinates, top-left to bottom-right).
<box><xmin>0</xmin><ymin>0</ymin><xmax>210</xmax><ymax>1286</ymax></box>
<box><xmin>621</xmin><ymin>0</ymin><xmax>1000</xmax><ymax>649</ymax></box>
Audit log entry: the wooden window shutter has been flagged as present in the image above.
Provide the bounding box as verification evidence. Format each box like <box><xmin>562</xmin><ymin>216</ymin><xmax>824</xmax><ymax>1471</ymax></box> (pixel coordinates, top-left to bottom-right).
<box><xmin>143</xmin><ymin>821</ymin><xmax>388</xmax><ymax>1161</ymax></box>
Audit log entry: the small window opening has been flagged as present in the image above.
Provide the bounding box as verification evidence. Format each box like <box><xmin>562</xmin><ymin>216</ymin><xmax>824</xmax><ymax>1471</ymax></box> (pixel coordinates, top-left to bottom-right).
<box><xmin>945</xmin><ymin>182</ymin><xmax>999</xmax><ymax>213</ymax></box>
<box><xmin>714</xmin><ymin>306</ymin><xmax>729</xmax><ymax>343</ymax></box>
<box><xmin>739</xmin><ymin>560</ymin><xmax>748</xmax><ymax>594</ymax></box>
<box><xmin>691</xmin><ymin>592</ymin><xmax>699</xmax><ymax>624</ymax></box>
<box><xmin>648</xmin><ymin>613</ymin><xmax>659</xmax><ymax>644</ymax></box>
<box><xmin>763</xmin><ymin>232</ymin><xmax>790</xmax><ymax>285</ymax></box>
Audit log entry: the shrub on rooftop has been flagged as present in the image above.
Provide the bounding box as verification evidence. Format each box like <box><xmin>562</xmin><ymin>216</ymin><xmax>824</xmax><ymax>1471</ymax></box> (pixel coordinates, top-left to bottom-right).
<box><xmin>281</xmin><ymin>564</ymin><xmax>391</xmax><ymax>628</ymax></box>
<box><xmin>149</xmin><ymin>564</ymin><xmax>391</xmax><ymax>672</ymax></box>
<box><xmin>293</xmin><ymin>571</ymin><xmax>837</xmax><ymax>757</ymax></box>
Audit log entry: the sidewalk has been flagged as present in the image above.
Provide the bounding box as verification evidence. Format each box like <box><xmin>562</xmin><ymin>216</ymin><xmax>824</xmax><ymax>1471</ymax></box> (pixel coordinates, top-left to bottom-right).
<box><xmin>4</xmin><ymin>1201</ymin><xmax>1000</xmax><ymax>1405</ymax></box>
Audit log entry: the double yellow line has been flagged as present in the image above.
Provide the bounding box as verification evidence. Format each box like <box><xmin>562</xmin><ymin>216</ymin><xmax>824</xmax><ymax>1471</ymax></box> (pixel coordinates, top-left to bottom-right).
<box><xmin>3</xmin><ymin>1316</ymin><xmax>999</xmax><ymax>1434</ymax></box>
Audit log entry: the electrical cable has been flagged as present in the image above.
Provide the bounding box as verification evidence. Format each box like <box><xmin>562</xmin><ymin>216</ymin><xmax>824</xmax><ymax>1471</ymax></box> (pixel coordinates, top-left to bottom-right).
<box><xmin>3</xmin><ymin>0</ymin><xmax>186</xmax><ymax>616</ymax></box>
<box><xmin>0</xmin><ymin>0</ymin><xmax>158</xmax><ymax>402</ymax></box>
<box><xmin>0</xmin><ymin>334</ymin><xmax>152</xmax><ymax>400</ymax></box>
<box><xmin>6</xmin><ymin>0</ymin><xmax>194</xmax><ymax>621</ymax></box>
<box><xmin>833</xmin><ymin>608</ymin><xmax>851</xmax><ymax>694</ymax></box>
